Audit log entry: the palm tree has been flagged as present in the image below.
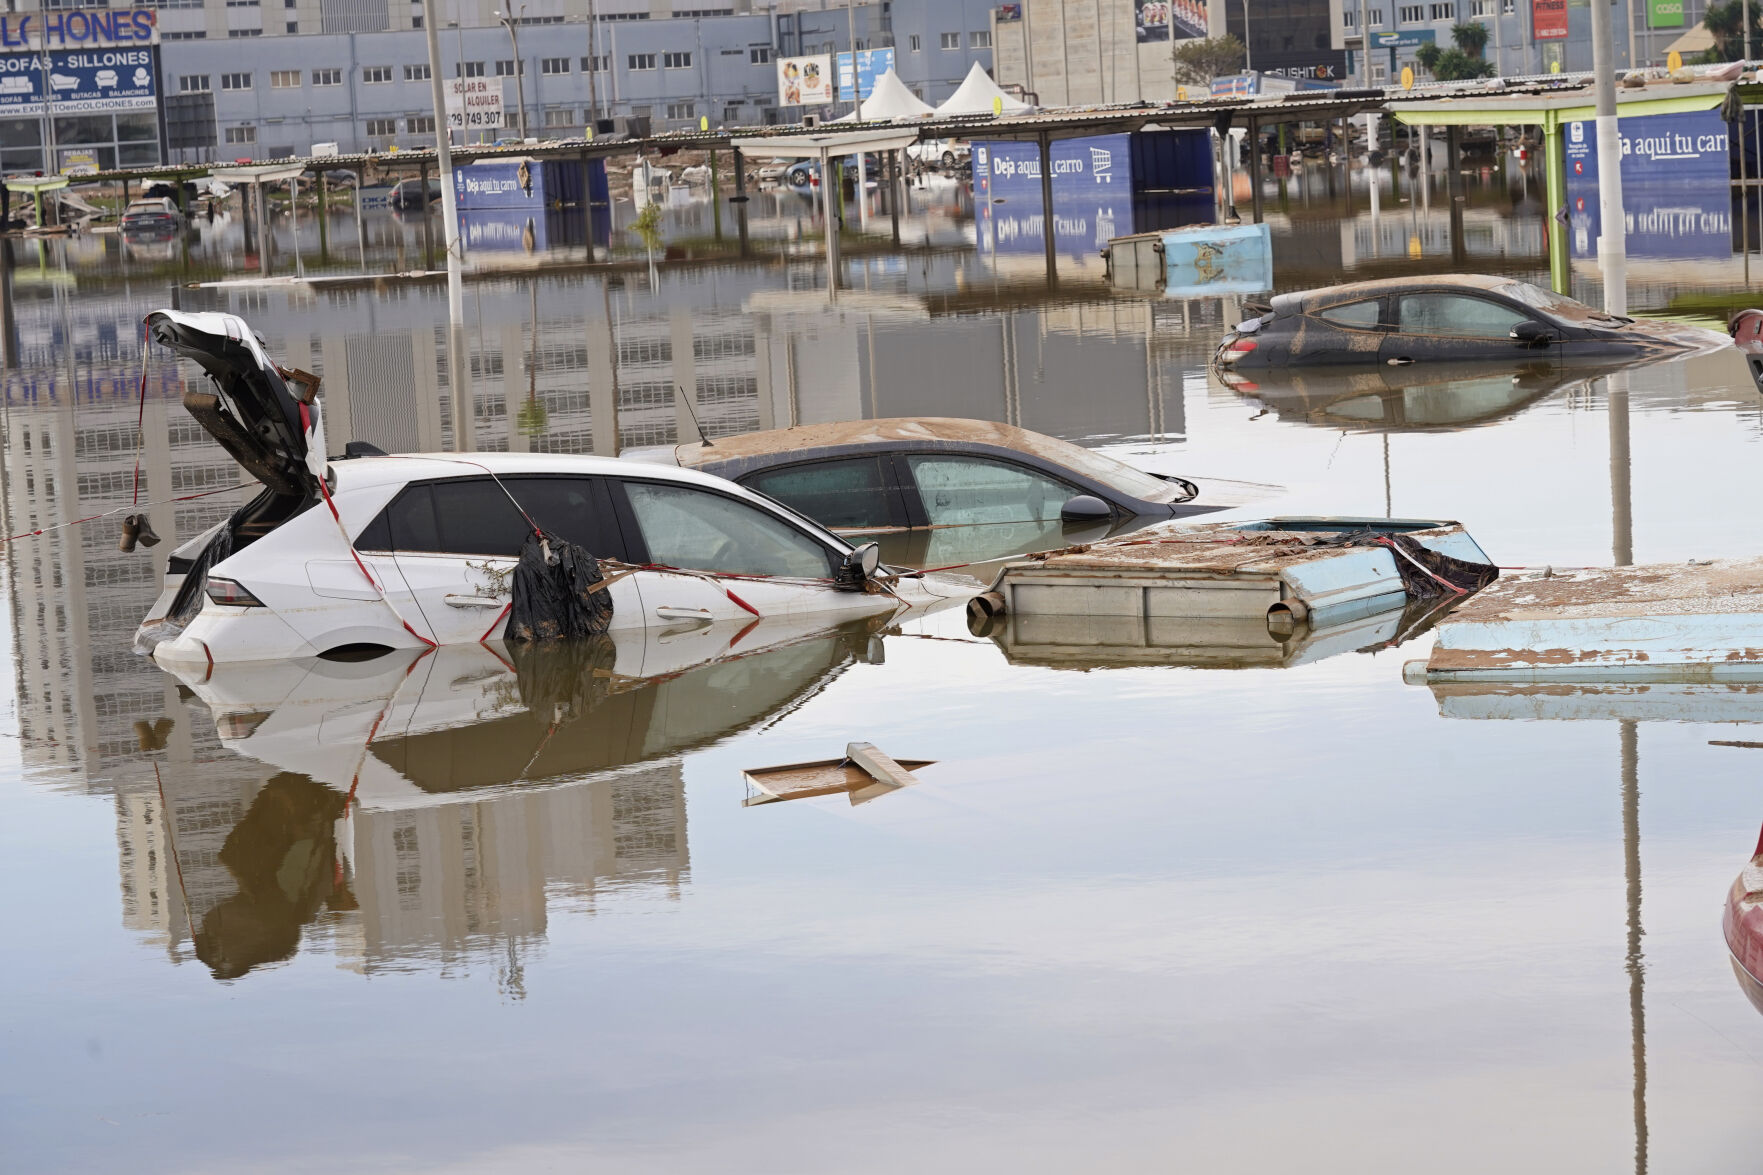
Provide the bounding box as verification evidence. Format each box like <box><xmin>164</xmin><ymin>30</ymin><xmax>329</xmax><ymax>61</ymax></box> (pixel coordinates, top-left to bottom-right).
<box><xmin>1451</xmin><ymin>20</ymin><xmax>1490</xmax><ymax>60</ymax></box>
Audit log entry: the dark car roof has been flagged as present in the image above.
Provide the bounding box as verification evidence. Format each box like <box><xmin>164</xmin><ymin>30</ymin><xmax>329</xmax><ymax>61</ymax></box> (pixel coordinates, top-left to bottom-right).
<box><xmin>1273</xmin><ymin>274</ymin><xmax>1519</xmax><ymax>316</ymax></box>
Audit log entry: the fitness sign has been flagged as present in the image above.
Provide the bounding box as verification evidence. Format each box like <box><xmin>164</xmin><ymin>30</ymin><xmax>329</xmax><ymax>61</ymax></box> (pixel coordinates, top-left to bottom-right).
<box><xmin>0</xmin><ymin>8</ymin><xmax>159</xmax><ymax>115</ymax></box>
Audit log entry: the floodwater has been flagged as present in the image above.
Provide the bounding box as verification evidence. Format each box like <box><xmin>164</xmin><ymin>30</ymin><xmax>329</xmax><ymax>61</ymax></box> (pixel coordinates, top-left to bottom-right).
<box><xmin>6</xmin><ymin>159</ymin><xmax>1763</xmax><ymax>1173</ymax></box>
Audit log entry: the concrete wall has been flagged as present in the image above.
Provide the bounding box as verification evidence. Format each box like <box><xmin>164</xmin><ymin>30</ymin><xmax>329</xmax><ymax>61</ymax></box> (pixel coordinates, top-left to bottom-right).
<box><xmin>991</xmin><ymin>0</ymin><xmax>1176</xmax><ymax>108</ymax></box>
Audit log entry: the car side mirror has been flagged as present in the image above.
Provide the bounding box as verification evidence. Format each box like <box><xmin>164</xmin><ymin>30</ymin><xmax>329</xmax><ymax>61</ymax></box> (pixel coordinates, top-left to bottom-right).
<box><xmin>1060</xmin><ymin>495</ymin><xmax>1112</xmax><ymax>524</ymax></box>
<box><xmin>1509</xmin><ymin>321</ymin><xmax>1557</xmax><ymax>347</ymax></box>
<box><xmin>836</xmin><ymin>541</ymin><xmax>881</xmax><ymax>590</ymax></box>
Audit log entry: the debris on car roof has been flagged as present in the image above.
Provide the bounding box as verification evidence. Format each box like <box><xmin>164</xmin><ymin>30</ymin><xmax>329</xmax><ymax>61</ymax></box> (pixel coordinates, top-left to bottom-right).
<box><xmin>1406</xmin><ymin>558</ymin><xmax>1763</xmax><ymax>684</ymax></box>
<box><xmin>980</xmin><ymin>517</ymin><xmax>1495</xmax><ymax>633</ymax></box>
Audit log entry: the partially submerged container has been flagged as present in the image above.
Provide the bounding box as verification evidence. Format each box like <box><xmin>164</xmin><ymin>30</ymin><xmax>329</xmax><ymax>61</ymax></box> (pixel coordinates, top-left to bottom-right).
<box><xmin>988</xmin><ymin>518</ymin><xmax>1494</xmax><ymax>633</ymax></box>
<box><xmin>1408</xmin><ymin>558</ymin><xmax>1763</xmax><ymax>684</ymax></box>
<box><xmin>1104</xmin><ymin>223</ymin><xmax>1274</xmax><ymax>297</ymax></box>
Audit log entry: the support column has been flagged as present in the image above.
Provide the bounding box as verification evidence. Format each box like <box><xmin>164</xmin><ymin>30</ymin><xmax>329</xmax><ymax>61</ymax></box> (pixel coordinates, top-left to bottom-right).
<box><xmin>821</xmin><ymin>147</ymin><xmax>839</xmax><ymax>291</ymax></box>
<box><xmin>710</xmin><ymin>147</ymin><xmax>723</xmax><ymax>242</ymax></box>
<box><xmin>1543</xmin><ymin>117</ymin><xmax>1569</xmax><ymax>293</ymax></box>
<box><xmin>732</xmin><ymin>146</ymin><xmax>750</xmax><ymax>258</ymax></box>
<box><xmin>888</xmin><ymin>149</ymin><xmax>901</xmax><ymax>246</ymax></box>
<box><xmin>1247</xmin><ymin>116</ymin><xmax>1264</xmax><ymax>224</ymax></box>
<box><xmin>316</xmin><ymin>171</ymin><xmax>329</xmax><ymax>262</ymax></box>
<box><xmin>579</xmin><ymin>149</ymin><xmax>595</xmax><ymax>254</ymax></box>
<box><xmin>1038</xmin><ymin>131</ymin><xmax>1057</xmax><ymax>284</ymax></box>
<box><xmin>856</xmin><ymin>148</ymin><xmax>868</xmax><ymax>231</ymax></box>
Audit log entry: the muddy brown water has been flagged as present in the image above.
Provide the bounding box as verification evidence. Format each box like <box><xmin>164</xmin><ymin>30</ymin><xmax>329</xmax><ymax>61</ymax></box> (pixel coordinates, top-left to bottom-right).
<box><xmin>5</xmin><ymin>167</ymin><xmax>1763</xmax><ymax>1172</ymax></box>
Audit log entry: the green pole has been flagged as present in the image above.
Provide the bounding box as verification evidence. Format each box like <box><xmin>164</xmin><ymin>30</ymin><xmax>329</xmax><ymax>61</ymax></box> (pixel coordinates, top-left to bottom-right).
<box><xmin>1543</xmin><ymin>115</ymin><xmax>1569</xmax><ymax>294</ymax></box>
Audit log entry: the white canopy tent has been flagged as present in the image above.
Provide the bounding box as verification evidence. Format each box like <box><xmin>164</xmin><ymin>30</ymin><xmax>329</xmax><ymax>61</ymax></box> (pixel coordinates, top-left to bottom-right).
<box><xmin>934</xmin><ymin>63</ymin><xmax>1035</xmax><ymax>117</ymax></box>
<box><xmin>833</xmin><ymin>69</ymin><xmax>936</xmax><ymax>122</ymax></box>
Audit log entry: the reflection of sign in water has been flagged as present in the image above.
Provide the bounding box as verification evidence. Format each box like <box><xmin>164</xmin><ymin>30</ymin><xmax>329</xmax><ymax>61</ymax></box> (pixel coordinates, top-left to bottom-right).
<box><xmin>1532</xmin><ymin>0</ymin><xmax>1567</xmax><ymax>40</ymax></box>
<box><xmin>834</xmin><ymin>47</ymin><xmax>894</xmax><ymax>101</ymax></box>
<box><xmin>1564</xmin><ymin>108</ymin><xmax>1729</xmax><ymax>184</ymax></box>
<box><xmin>1568</xmin><ymin>181</ymin><xmax>1730</xmax><ymax>261</ymax></box>
<box><xmin>776</xmin><ymin>54</ymin><xmax>831</xmax><ymax>106</ymax></box>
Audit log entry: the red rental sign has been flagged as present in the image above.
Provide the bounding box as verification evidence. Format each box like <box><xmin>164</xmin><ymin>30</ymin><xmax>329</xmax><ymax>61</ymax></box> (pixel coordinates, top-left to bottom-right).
<box><xmin>1533</xmin><ymin>0</ymin><xmax>1567</xmax><ymax>40</ymax></box>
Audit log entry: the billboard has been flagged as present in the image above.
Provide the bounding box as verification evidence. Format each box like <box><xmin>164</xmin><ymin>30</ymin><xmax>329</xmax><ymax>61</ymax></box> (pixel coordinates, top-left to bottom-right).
<box><xmin>1532</xmin><ymin>0</ymin><xmax>1567</xmax><ymax>40</ymax></box>
<box><xmin>1136</xmin><ymin>1</ymin><xmax>1209</xmax><ymax>41</ymax></box>
<box><xmin>1563</xmin><ymin>109</ymin><xmax>1730</xmax><ymax>184</ymax></box>
<box><xmin>1648</xmin><ymin>0</ymin><xmax>1684</xmax><ymax>27</ymax></box>
<box><xmin>443</xmin><ymin>77</ymin><xmax>503</xmax><ymax>133</ymax></box>
<box><xmin>0</xmin><ymin>9</ymin><xmax>159</xmax><ymax>50</ymax></box>
<box><xmin>835</xmin><ymin>47</ymin><xmax>895</xmax><ymax>101</ymax></box>
<box><xmin>0</xmin><ymin>46</ymin><xmax>156</xmax><ymax>114</ymax></box>
<box><xmin>777</xmin><ymin>54</ymin><xmax>831</xmax><ymax>106</ymax></box>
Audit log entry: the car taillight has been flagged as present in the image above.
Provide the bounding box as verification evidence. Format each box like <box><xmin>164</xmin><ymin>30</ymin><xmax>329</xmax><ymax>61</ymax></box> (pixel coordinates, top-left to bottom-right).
<box><xmin>1227</xmin><ymin>338</ymin><xmax>1258</xmax><ymax>353</ymax></box>
<box><xmin>205</xmin><ymin>577</ymin><xmax>265</xmax><ymax>607</ymax></box>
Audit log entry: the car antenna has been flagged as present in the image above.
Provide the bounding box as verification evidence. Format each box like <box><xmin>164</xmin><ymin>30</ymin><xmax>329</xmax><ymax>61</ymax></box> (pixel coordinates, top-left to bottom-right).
<box><xmin>676</xmin><ymin>384</ymin><xmax>713</xmax><ymax>447</ymax></box>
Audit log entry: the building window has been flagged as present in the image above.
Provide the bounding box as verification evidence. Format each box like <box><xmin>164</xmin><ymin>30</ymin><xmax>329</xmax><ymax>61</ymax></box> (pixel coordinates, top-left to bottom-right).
<box><xmin>163</xmin><ymin>30</ymin><xmax>208</xmax><ymax>39</ymax></box>
<box><xmin>270</xmin><ymin>69</ymin><xmax>300</xmax><ymax>87</ymax></box>
<box><xmin>1343</xmin><ymin>8</ymin><xmax>1357</xmax><ymax>25</ymax></box>
<box><xmin>749</xmin><ymin>45</ymin><xmax>770</xmax><ymax>64</ymax></box>
<box><xmin>409</xmin><ymin>114</ymin><xmax>435</xmax><ymax>133</ymax></box>
<box><xmin>662</xmin><ymin>51</ymin><xmax>692</xmax><ymax>68</ymax></box>
<box><xmin>908</xmin><ymin>34</ymin><xmax>921</xmax><ymax>51</ymax></box>
<box><xmin>220</xmin><ymin>72</ymin><xmax>253</xmax><ymax>90</ymax></box>
<box><xmin>969</xmin><ymin>30</ymin><xmax>990</xmax><ymax>48</ymax></box>
<box><xmin>541</xmin><ymin>56</ymin><xmax>569</xmax><ymax>74</ymax></box>
<box><xmin>313</xmin><ymin>67</ymin><xmax>343</xmax><ymax>85</ymax></box>
<box><xmin>412</xmin><ymin>14</ymin><xmax>422</xmax><ymax>26</ymax></box>
<box><xmin>405</xmin><ymin>63</ymin><xmax>430</xmax><ymax>81</ymax></box>
<box><xmin>723</xmin><ymin>103</ymin><xmax>743</xmax><ymax>120</ymax></box>
<box><xmin>494</xmin><ymin>59</ymin><xmax>519</xmax><ymax>76</ymax></box>
<box><xmin>544</xmin><ymin>108</ymin><xmax>574</xmax><ymax>126</ymax></box>
<box><xmin>362</xmin><ymin>65</ymin><xmax>393</xmax><ymax>83</ymax></box>
<box><xmin>224</xmin><ymin>125</ymin><xmax>256</xmax><ymax>143</ymax></box>
<box><xmin>460</xmin><ymin>60</ymin><xmax>485</xmax><ymax>77</ymax></box>
<box><xmin>581</xmin><ymin>54</ymin><xmax>609</xmax><ymax>71</ymax></box>
<box><xmin>365</xmin><ymin>117</ymin><xmax>398</xmax><ymax>136</ymax></box>
<box><xmin>1428</xmin><ymin>2</ymin><xmax>1454</xmax><ymax>18</ymax></box>
<box><xmin>1398</xmin><ymin>4</ymin><xmax>1424</xmax><ymax>21</ymax></box>
<box><xmin>179</xmin><ymin>74</ymin><xmax>212</xmax><ymax>93</ymax></box>
<box><xmin>285</xmin><ymin>21</ymin><xmax>297</xmax><ymax>31</ymax></box>
<box><xmin>629</xmin><ymin>53</ymin><xmax>656</xmax><ymax>70</ymax></box>
<box><xmin>939</xmin><ymin>32</ymin><xmax>959</xmax><ymax>49</ymax></box>
<box><xmin>1369</xmin><ymin>6</ymin><xmax>1385</xmax><ymax>21</ymax></box>
<box><xmin>225</xmin><ymin>0</ymin><xmax>260</xmax><ymax>6</ymax></box>
<box><xmin>1371</xmin><ymin>62</ymin><xmax>1388</xmax><ymax>81</ymax></box>
<box><xmin>665</xmin><ymin>101</ymin><xmax>694</xmax><ymax>119</ymax></box>
<box><xmin>504</xmin><ymin>111</ymin><xmax>521</xmax><ymax>128</ymax></box>
<box><xmin>227</xmin><ymin>28</ymin><xmax>263</xmax><ymax>36</ymax></box>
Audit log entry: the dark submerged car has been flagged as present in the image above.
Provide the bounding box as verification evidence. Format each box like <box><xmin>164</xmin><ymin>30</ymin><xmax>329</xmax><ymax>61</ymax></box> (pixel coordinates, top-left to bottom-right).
<box><xmin>1215</xmin><ymin>275</ymin><xmax>1729</xmax><ymax>371</ymax></box>
<box><xmin>623</xmin><ymin>418</ymin><xmax>1220</xmax><ymax>563</ymax></box>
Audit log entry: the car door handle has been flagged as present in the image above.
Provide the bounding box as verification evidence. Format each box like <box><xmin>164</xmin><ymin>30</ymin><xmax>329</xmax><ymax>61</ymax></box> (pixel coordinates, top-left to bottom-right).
<box><xmin>1386</xmin><ymin>357</ymin><xmax>1414</xmax><ymax>366</ymax></box>
<box><xmin>443</xmin><ymin>593</ymin><xmax>505</xmax><ymax>609</ymax></box>
<box><xmin>655</xmin><ymin>606</ymin><xmax>714</xmax><ymax>624</ymax></box>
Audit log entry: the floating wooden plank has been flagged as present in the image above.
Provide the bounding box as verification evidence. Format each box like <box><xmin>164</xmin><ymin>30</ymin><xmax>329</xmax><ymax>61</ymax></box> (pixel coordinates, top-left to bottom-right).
<box><xmin>742</xmin><ymin>750</ymin><xmax>934</xmax><ymax>808</ymax></box>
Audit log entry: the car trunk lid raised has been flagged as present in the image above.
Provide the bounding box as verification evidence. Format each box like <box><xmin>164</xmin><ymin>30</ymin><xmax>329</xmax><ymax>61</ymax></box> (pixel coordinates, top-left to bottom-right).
<box><xmin>147</xmin><ymin>309</ymin><xmax>327</xmax><ymax>499</ymax></box>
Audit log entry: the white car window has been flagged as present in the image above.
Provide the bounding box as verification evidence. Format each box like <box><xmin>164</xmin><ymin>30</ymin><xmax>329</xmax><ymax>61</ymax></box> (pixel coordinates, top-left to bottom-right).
<box><xmin>907</xmin><ymin>454</ymin><xmax>1078</xmax><ymax>526</ymax></box>
<box><xmin>624</xmin><ymin>482</ymin><xmax>835</xmax><ymax>579</ymax></box>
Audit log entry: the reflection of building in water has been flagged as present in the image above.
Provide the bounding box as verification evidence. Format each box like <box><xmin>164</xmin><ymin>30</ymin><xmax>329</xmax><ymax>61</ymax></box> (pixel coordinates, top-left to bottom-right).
<box><xmin>114</xmin><ymin>761</ymin><xmax>689</xmax><ymax>977</ymax></box>
<box><xmin>351</xmin><ymin>763</ymin><xmax>686</xmax><ymax>971</ymax></box>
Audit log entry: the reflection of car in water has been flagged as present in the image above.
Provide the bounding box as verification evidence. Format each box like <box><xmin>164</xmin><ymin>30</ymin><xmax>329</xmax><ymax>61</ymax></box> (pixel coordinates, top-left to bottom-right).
<box><xmin>1212</xmin><ymin>360</ymin><xmax>1610</xmax><ymax>432</ymax></box>
<box><xmin>158</xmin><ymin>615</ymin><xmax>898</xmax><ymax>979</ymax></box>
<box><xmin>137</xmin><ymin>311</ymin><xmax>974</xmax><ymax>666</ymax></box>
<box><xmin>1215</xmin><ymin>275</ymin><xmax>1732</xmax><ymax>371</ymax></box>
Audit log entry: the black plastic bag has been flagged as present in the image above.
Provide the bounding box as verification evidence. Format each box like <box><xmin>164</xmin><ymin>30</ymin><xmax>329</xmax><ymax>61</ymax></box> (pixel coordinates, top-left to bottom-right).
<box><xmin>507</xmin><ymin>531</ymin><xmax>615</xmax><ymax>642</ymax></box>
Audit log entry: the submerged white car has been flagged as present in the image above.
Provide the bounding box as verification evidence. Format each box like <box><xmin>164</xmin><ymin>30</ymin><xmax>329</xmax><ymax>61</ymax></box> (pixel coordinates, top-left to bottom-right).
<box><xmin>138</xmin><ymin>310</ymin><xmax>977</xmax><ymax>668</ymax></box>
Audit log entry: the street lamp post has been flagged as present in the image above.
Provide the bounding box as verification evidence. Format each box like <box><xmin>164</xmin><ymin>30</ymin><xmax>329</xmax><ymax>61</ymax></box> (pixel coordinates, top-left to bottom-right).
<box><xmin>495</xmin><ymin>7</ymin><xmax>529</xmax><ymax>141</ymax></box>
<box><xmin>1241</xmin><ymin>0</ymin><xmax>1252</xmax><ymax>70</ymax></box>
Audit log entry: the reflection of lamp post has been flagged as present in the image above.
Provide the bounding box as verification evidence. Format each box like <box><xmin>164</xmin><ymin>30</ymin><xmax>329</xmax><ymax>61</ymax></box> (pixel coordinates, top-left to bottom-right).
<box><xmin>494</xmin><ymin>7</ymin><xmax>529</xmax><ymax>141</ymax></box>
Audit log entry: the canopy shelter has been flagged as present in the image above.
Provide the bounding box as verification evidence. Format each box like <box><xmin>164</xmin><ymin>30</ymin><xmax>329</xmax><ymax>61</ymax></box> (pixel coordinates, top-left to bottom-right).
<box><xmin>730</xmin><ymin>127</ymin><xmax>922</xmax><ymax>286</ymax></box>
<box><xmin>935</xmin><ymin>63</ymin><xmax>1036</xmax><ymax>117</ymax></box>
<box><xmin>1666</xmin><ymin>23</ymin><xmax>1717</xmax><ymax>57</ymax></box>
<box><xmin>1391</xmin><ymin>80</ymin><xmax>1732</xmax><ymax>292</ymax></box>
<box><xmin>834</xmin><ymin>69</ymin><xmax>936</xmax><ymax>122</ymax></box>
<box><xmin>212</xmin><ymin>162</ymin><xmax>317</xmax><ymax>279</ymax></box>
<box><xmin>4</xmin><ymin>175</ymin><xmax>70</xmax><ymax>229</ymax></box>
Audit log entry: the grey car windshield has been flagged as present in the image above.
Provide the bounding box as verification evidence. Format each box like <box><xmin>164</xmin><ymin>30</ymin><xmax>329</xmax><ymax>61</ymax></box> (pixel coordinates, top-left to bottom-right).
<box><xmin>1499</xmin><ymin>281</ymin><xmax>1626</xmax><ymax>324</ymax></box>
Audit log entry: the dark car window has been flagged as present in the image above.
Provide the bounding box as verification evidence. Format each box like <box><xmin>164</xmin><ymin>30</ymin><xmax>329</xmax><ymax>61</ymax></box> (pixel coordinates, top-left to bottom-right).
<box><xmin>1396</xmin><ymin>294</ymin><xmax>1532</xmax><ymax>340</ymax></box>
<box><xmin>622</xmin><ymin>481</ymin><xmax>836</xmax><ymax>578</ymax></box>
<box><xmin>905</xmin><ymin>454</ymin><xmax>1081</xmax><ymax>526</ymax></box>
<box><xmin>1318</xmin><ymin>300</ymin><xmax>1381</xmax><ymax>329</ymax></box>
<box><xmin>361</xmin><ymin>475</ymin><xmax>620</xmax><ymax>558</ymax></box>
<box><xmin>742</xmin><ymin>456</ymin><xmax>897</xmax><ymax>529</ymax></box>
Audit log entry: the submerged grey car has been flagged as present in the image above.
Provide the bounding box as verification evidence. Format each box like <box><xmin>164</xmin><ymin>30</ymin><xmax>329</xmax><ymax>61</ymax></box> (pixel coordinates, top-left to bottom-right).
<box><xmin>1215</xmin><ymin>275</ymin><xmax>1730</xmax><ymax>370</ymax></box>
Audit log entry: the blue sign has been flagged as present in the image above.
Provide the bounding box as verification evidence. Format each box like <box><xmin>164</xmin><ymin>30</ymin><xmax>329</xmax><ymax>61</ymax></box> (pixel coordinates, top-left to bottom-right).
<box><xmin>835</xmin><ymin>47</ymin><xmax>895</xmax><ymax>101</ymax></box>
<box><xmin>975</xmin><ymin>133</ymin><xmax>1131</xmax><ymax>197</ymax></box>
<box><xmin>0</xmin><ymin>46</ymin><xmax>156</xmax><ymax>113</ymax></box>
<box><xmin>975</xmin><ymin>135</ymin><xmax>1134</xmax><ymax>261</ymax></box>
<box><xmin>1564</xmin><ymin>108</ymin><xmax>1730</xmax><ymax>184</ymax></box>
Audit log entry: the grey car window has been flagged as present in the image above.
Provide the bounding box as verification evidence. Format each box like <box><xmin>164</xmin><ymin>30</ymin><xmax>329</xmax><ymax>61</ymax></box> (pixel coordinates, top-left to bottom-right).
<box><xmin>1397</xmin><ymin>294</ymin><xmax>1532</xmax><ymax>340</ymax></box>
<box><xmin>624</xmin><ymin>482</ymin><xmax>835</xmax><ymax>578</ymax></box>
<box><xmin>1318</xmin><ymin>300</ymin><xmax>1381</xmax><ymax>328</ymax></box>
<box><xmin>906</xmin><ymin>454</ymin><xmax>1079</xmax><ymax>526</ymax></box>
<box><xmin>745</xmin><ymin>457</ymin><xmax>893</xmax><ymax>530</ymax></box>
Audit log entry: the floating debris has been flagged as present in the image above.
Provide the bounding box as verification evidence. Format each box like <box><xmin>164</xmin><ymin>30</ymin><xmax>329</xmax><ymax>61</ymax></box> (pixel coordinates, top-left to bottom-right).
<box><xmin>743</xmin><ymin>742</ymin><xmax>933</xmax><ymax>808</ymax></box>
